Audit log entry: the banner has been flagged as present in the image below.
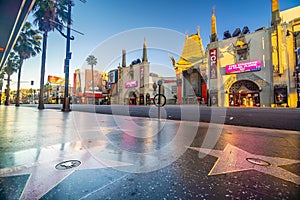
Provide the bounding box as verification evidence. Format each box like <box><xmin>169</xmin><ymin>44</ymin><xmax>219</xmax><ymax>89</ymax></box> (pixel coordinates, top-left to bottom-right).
<box><xmin>209</xmin><ymin>48</ymin><xmax>217</xmax><ymax>79</ymax></box>
<box><xmin>125</xmin><ymin>80</ymin><xmax>138</xmax><ymax>88</ymax></box>
<box><xmin>297</xmin><ymin>48</ymin><xmax>300</xmax><ymax>67</ymax></box>
<box><xmin>226</xmin><ymin>60</ymin><xmax>261</xmax><ymax>74</ymax></box>
<box><xmin>140</xmin><ymin>65</ymin><xmax>144</xmax><ymax>88</ymax></box>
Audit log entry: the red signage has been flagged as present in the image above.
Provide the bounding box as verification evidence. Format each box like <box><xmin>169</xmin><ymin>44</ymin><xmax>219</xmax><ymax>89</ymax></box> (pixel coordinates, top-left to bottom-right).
<box><xmin>209</xmin><ymin>49</ymin><xmax>217</xmax><ymax>79</ymax></box>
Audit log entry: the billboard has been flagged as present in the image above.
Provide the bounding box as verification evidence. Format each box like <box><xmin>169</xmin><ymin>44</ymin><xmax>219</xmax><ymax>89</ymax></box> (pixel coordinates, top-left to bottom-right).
<box><xmin>48</xmin><ymin>75</ymin><xmax>65</xmax><ymax>84</ymax></box>
<box><xmin>85</xmin><ymin>69</ymin><xmax>106</xmax><ymax>92</ymax></box>
<box><xmin>108</xmin><ymin>70</ymin><xmax>117</xmax><ymax>84</ymax></box>
<box><xmin>73</xmin><ymin>69</ymin><xmax>82</xmax><ymax>95</ymax></box>
<box><xmin>226</xmin><ymin>60</ymin><xmax>261</xmax><ymax>74</ymax></box>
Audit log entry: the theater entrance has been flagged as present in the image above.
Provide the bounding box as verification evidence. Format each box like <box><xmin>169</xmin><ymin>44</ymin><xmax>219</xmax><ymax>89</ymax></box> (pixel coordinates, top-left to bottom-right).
<box><xmin>228</xmin><ymin>80</ymin><xmax>260</xmax><ymax>107</ymax></box>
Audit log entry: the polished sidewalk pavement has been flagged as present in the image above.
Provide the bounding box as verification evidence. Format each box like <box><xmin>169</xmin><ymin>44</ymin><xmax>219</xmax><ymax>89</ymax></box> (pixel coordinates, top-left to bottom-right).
<box><xmin>0</xmin><ymin>106</ymin><xmax>299</xmax><ymax>199</ymax></box>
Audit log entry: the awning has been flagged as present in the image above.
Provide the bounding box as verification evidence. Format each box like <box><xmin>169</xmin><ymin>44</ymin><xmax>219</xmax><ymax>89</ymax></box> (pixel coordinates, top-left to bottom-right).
<box><xmin>0</xmin><ymin>0</ymin><xmax>36</xmax><ymax>71</ymax></box>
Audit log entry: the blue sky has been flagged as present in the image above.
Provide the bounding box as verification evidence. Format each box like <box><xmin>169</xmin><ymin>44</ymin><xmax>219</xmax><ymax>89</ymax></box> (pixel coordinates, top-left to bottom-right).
<box><xmin>10</xmin><ymin>0</ymin><xmax>300</xmax><ymax>90</ymax></box>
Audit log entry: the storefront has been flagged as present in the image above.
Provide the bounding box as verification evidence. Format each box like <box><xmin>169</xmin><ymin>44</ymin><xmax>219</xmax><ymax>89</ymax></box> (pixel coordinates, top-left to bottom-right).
<box><xmin>205</xmin><ymin>2</ymin><xmax>299</xmax><ymax>107</ymax></box>
<box><xmin>228</xmin><ymin>80</ymin><xmax>260</xmax><ymax>107</ymax></box>
<box><xmin>207</xmin><ymin>27</ymin><xmax>273</xmax><ymax>107</ymax></box>
<box><xmin>182</xmin><ymin>68</ymin><xmax>207</xmax><ymax>104</ymax></box>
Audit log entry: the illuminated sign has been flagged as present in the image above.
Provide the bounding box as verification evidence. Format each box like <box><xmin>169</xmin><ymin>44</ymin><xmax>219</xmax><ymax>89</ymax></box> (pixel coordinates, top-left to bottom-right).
<box><xmin>226</xmin><ymin>60</ymin><xmax>261</xmax><ymax>74</ymax></box>
<box><xmin>125</xmin><ymin>80</ymin><xmax>138</xmax><ymax>88</ymax></box>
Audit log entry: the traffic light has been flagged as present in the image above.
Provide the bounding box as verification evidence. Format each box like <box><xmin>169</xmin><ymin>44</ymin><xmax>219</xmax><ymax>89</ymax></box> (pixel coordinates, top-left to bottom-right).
<box><xmin>31</xmin><ymin>80</ymin><xmax>34</xmax><ymax>85</ymax></box>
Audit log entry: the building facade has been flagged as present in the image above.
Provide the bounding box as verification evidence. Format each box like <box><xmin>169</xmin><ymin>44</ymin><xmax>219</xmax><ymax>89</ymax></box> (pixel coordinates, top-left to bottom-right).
<box><xmin>208</xmin><ymin>29</ymin><xmax>273</xmax><ymax>107</ymax></box>
<box><xmin>170</xmin><ymin>27</ymin><xmax>208</xmax><ymax>104</ymax></box>
<box><xmin>110</xmin><ymin>39</ymin><xmax>151</xmax><ymax>105</ymax></box>
<box><xmin>73</xmin><ymin>68</ymin><xmax>108</xmax><ymax>104</ymax></box>
<box><xmin>174</xmin><ymin>1</ymin><xmax>299</xmax><ymax>108</ymax></box>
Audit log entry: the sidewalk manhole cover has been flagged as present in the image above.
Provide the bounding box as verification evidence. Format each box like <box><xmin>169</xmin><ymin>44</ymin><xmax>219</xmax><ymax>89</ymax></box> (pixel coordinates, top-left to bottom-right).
<box><xmin>55</xmin><ymin>160</ymin><xmax>81</xmax><ymax>170</ymax></box>
<box><xmin>246</xmin><ymin>158</ymin><xmax>271</xmax><ymax>166</ymax></box>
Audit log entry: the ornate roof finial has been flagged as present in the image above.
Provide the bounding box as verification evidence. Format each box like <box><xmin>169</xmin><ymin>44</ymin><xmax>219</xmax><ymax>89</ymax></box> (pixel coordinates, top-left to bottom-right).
<box><xmin>143</xmin><ymin>37</ymin><xmax>147</xmax><ymax>47</ymax></box>
<box><xmin>197</xmin><ymin>26</ymin><xmax>200</xmax><ymax>36</ymax></box>
<box><xmin>122</xmin><ymin>49</ymin><xmax>126</xmax><ymax>67</ymax></box>
<box><xmin>271</xmin><ymin>0</ymin><xmax>281</xmax><ymax>25</ymax></box>
<box><xmin>272</xmin><ymin>0</ymin><xmax>279</xmax><ymax>12</ymax></box>
<box><xmin>142</xmin><ymin>37</ymin><xmax>148</xmax><ymax>62</ymax></box>
<box><xmin>210</xmin><ymin>6</ymin><xmax>218</xmax><ymax>42</ymax></box>
<box><xmin>185</xmin><ymin>31</ymin><xmax>188</xmax><ymax>39</ymax></box>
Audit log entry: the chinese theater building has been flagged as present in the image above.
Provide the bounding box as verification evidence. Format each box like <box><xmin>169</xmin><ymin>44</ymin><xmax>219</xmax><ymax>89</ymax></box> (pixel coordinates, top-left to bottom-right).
<box><xmin>170</xmin><ymin>27</ymin><xmax>208</xmax><ymax>104</ymax></box>
<box><xmin>206</xmin><ymin>1</ymin><xmax>300</xmax><ymax>107</ymax></box>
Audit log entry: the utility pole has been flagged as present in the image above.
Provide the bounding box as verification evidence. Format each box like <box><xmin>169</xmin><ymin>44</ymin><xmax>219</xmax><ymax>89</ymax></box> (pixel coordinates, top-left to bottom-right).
<box><xmin>62</xmin><ymin>0</ymin><xmax>72</xmax><ymax>112</ymax></box>
<box><xmin>60</xmin><ymin>0</ymin><xmax>85</xmax><ymax>111</ymax></box>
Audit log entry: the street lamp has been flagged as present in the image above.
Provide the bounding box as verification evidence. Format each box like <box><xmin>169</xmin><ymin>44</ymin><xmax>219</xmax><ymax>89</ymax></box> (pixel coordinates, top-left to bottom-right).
<box><xmin>58</xmin><ymin>0</ymin><xmax>85</xmax><ymax>112</ymax></box>
<box><xmin>286</xmin><ymin>29</ymin><xmax>300</xmax><ymax>108</ymax></box>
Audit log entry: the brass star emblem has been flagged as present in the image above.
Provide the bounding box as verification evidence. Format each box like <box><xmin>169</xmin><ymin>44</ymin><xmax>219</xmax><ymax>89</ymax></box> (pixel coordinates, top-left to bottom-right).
<box><xmin>0</xmin><ymin>140</ymin><xmax>132</xmax><ymax>199</ymax></box>
<box><xmin>189</xmin><ymin>144</ymin><xmax>300</xmax><ymax>185</ymax></box>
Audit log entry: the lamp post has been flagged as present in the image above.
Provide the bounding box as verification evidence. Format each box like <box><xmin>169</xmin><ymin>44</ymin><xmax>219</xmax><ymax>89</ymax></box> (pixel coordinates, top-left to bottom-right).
<box><xmin>58</xmin><ymin>0</ymin><xmax>85</xmax><ymax>111</ymax></box>
<box><xmin>61</xmin><ymin>0</ymin><xmax>73</xmax><ymax>112</ymax></box>
<box><xmin>287</xmin><ymin>29</ymin><xmax>300</xmax><ymax>108</ymax></box>
<box><xmin>296</xmin><ymin>49</ymin><xmax>300</xmax><ymax>108</ymax></box>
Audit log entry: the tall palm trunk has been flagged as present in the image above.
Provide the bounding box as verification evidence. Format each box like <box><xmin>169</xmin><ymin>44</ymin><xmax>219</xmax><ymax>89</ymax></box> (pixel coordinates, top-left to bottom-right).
<box><xmin>15</xmin><ymin>59</ymin><xmax>24</xmax><ymax>107</ymax></box>
<box><xmin>5</xmin><ymin>75</ymin><xmax>11</xmax><ymax>106</ymax></box>
<box><xmin>91</xmin><ymin>64</ymin><xmax>94</xmax><ymax>104</ymax></box>
<box><xmin>38</xmin><ymin>32</ymin><xmax>48</xmax><ymax>109</ymax></box>
<box><xmin>0</xmin><ymin>85</ymin><xmax>2</xmax><ymax>105</ymax></box>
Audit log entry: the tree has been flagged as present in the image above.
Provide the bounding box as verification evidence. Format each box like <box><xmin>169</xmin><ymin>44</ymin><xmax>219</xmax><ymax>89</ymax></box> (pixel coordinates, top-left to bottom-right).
<box><xmin>4</xmin><ymin>52</ymin><xmax>19</xmax><ymax>106</ymax></box>
<box><xmin>32</xmin><ymin>0</ymin><xmax>68</xmax><ymax>109</ymax></box>
<box><xmin>44</xmin><ymin>82</ymin><xmax>52</xmax><ymax>103</ymax></box>
<box><xmin>0</xmin><ymin>71</ymin><xmax>5</xmax><ymax>105</ymax></box>
<box><xmin>86</xmin><ymin>55</ymin><xmax>97</xmax><ymax>104</ymax></box>
<box><xmin>13</xmin><ymin>22</ymin><xmax>42</xmax><ymax>107</ymax></box>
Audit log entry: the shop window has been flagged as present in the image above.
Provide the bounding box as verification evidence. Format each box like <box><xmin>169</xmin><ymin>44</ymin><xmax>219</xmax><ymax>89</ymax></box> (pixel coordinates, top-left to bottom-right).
<box><xmin>274</xmin><ymin>85</ymin><xmax>287</xmax><ymax>105</ymax></box>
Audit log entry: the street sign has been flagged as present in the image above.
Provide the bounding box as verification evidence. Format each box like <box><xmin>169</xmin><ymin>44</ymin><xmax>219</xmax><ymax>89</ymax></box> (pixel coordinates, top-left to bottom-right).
<box><xmin>157</xmin><ymin>79</ymin><xmax>163</xmax><ymax>86</ymax></box>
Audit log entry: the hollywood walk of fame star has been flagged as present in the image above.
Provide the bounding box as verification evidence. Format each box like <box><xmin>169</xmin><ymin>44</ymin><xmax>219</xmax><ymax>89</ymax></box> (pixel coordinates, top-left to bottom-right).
<box><xmin>188</xmin><ymin>144</ymin><xmax>300</xmax><ymax>185</ymax></box>
<box><xmin>0</xmin><ymin>139</ymin><xmax>132</xmax><ymax>200</ymax></box>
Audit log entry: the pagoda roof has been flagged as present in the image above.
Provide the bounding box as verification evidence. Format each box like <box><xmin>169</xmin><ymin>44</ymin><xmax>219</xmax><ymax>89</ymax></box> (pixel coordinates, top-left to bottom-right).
<box><xmin>172</xmin><ymin>32</ymin><xmax>205</xmax><ymax>71</ymax></box>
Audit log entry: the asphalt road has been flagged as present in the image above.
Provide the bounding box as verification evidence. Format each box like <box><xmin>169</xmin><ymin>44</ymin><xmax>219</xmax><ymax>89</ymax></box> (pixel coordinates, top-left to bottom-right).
<box><xmin>27</xmin><ymin>104</ymin><xmax>300</xmax><ymax>131</ymax></box>
<box><xmin>0</xmin><ymin>106</ymin><xmax>299</xmax><ymax>199</ymax></box>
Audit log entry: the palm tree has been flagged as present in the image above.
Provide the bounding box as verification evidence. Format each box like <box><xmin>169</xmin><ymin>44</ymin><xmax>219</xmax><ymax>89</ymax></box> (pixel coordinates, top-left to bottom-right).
<box><xmin>86</xmin><ymin>55</ymin><xmax>97</xmax><ymax>104</ymax></box>
<box><xmin>13</xmin><ymin>22</ymin><xmax>42</xmax><ymax>107</ymax></box>
<box><xmin>32</xmin><ymin>0</ymin><xmax>68</xmax><ymax>109</ymax></box>
<box><xmin>44</xmin><ymin>82</ymin><xmax>52</xmax><ymax>103</ymax></box>
<box><xmin>4</xmin><ymin>52</ymin><xmax>19</xmax><ymax>106</ymax></box>
<box><xmin>0</xmin><ymin>70</ymin><xmax>5</xmax><ymax>105</ymax></box>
